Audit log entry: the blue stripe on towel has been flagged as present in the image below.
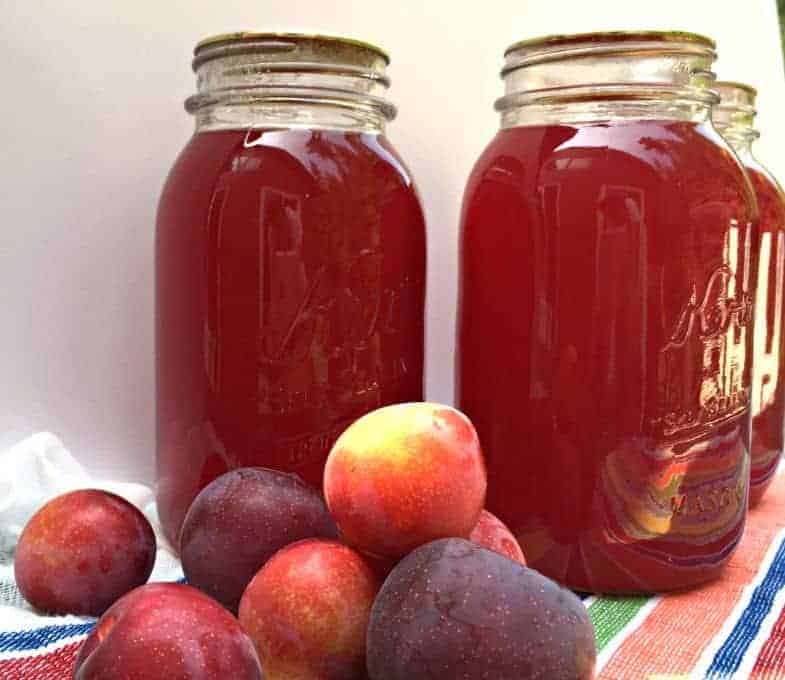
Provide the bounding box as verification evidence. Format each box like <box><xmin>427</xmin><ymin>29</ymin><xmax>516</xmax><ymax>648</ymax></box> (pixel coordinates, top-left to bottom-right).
<box><xmin>0</xmin><ymin>622</ymin><xmax>95</xmax><ymax>652</ymax></box>
<box><xmin>706</xmin><ymin>535</ymin><xmax>785</xmax><ymax>678</ymax></box>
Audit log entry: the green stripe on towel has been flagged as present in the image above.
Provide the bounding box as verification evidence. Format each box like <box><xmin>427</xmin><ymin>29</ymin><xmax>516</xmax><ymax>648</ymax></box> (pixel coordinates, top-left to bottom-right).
<box><xmin>588</xmin><ymin>596</ymin><xmax>651</xmax><ymax>650</ymax></box>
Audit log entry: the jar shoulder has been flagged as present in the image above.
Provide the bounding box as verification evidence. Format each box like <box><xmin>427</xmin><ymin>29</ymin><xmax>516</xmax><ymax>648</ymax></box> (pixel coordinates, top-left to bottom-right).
<box><xmin>745</xmin><ymin>158</ymin><xmax>785</xmax><ymax>230</ymax></box>
<box><xmin>463</xmin><ymin>120</ymin><xmax>754</xmax><ymax>207</ymax></box>
<box><xmin>157</xmin><ymin>129</ymin><xmax>425</xmax><ymax>233</ymax></box>
<box><xmin>167</xmin><ymin>129</ymin><xmax>418</xmax><ymax>186</ymax></box>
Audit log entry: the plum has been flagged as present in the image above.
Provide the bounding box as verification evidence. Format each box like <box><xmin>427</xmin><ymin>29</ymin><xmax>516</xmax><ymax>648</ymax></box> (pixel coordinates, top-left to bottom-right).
<box><xmin>239</xmin><ymin>539</ymin><xmax>378</xmax><ymax>679</ymax></box>
<box><xmin>470</xmin><ymin>509</ymin><xmax>526</xmax><ymax>564</ymax></box>
<box><xmin>14</xmin><ymin>489</ymin><xmax>156</xmax><ymax>616</ymax></box>
<box><xmin>367</xmin><ymin>538</ymin><xmax>595</xmax><ymax>680</ymax></box>
<box><xmin>180</xmin><ymin>467</ymin><xmax>338</xmax><ymax>611</ymax></box>
<box><xmin>73</xmin><ymin>583</ymin><xmax>264</xmax><ymax>679</ymax></box>
<box><xmin>324</xmin><ymin>403</ymin><xmax>486</xmax><ymax>559</ymax></box>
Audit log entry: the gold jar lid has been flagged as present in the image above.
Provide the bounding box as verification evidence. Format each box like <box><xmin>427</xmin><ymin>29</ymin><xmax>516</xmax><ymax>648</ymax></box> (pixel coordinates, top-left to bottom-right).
<box><xmin>713</xmin><ymin>80</ymin><xmax>759</xmax><ymax>138</ymax></box>
<box><xmin>505</xmin><ymin>30</ymin><xmax>716</xmax><ymax>56</ymax></box>
<box><xmin>193</xmin><ymin>31</ymin><xmax>390</xmax><ymax>70</ymax></box>
<box><xmin>715</xmin><ymin>80</ymin><xmax>758</xmax><ymax>100</ymax></box>
<box><xmin>502</xmin><ymin>30</ymin><xmax>717</xmax><ymax>76</ymax></box>
<box><xmin>186</xmin><ymin>30</ymin><xmax>396</xmax><ymax>126</ymax></box>
<box><xmin>496</xmin><ymin>29</ymin><xmax>720</xmax><ymax>117</ymax></box>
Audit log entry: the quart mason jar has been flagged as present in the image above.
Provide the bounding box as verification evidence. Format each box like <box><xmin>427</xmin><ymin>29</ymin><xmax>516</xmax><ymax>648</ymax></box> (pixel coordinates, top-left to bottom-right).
<box><xmin>456</xmin><ymin>32</ymin><xmax>758</xmax><ymax>593</ymax></box>
<box><xmin>156</xmin><ymin>33</ymin><xmax>426</xmax><ymax>547</ymax></box>
<box><xmin>714</xmin><ymin>81</ymin><xmax>785</xmax><ymax>507</ymax></box>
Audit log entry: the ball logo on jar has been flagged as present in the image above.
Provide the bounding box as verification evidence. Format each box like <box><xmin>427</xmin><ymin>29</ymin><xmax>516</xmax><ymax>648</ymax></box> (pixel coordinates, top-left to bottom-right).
<box><xmin>600</xmin><ymin>220</ymin><xmax>753</xmax><ymax>547</ymax></box>
<box><xmin>250</xmin><ymin>187</ymin><xmax>415</xmax><ymax>418</ymax></box>
<box><xmin>653</xmin><ymin>221</ymin><xmax>754</xmax><ymax>439</ymax></box>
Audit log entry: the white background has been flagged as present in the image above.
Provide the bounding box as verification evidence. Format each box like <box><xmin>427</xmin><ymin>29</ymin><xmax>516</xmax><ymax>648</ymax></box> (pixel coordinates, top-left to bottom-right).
<box><xmin>1</xmin><ymin>0</ymin><xmax>783</xmax><ymax>482</ymax></box>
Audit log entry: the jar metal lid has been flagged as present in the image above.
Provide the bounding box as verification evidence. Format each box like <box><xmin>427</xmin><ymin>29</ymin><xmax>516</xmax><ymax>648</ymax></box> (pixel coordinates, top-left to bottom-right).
<box><xmin>715</xmin><ymin>80</ymin><xmax>758</xmax><ymax>97</ymax></box>
<box><xmin>497</xmin><ymin>29</ymin><xmax>720</xmax><ymax>113</ymax></box>
<box><xmin>713</xmin><ymin>81</ymin><xmax>759</xmax><ymax>138</ymax></box>
<box><xmin>714</xmin><ymin>81</ymin><xmax>758</xmax><ymax>113</ymax></box>
<box><xmin>193</xmin><ymin>31</ymin><xmax>390</xmax><ymax>66</ymax></box>
<box><xmin>187</xmin><ymin>30</ymin><xmax>396</xmax><ymax>124</ymax></box>
<box><xmin>502</xmin><ymin>30</ymin><xmax>717</xmax><ymax>78</ymax></box>
<box><xmin>504</xmin><ymin>30</ymin><xmax>716</xmax><ymax>56</ymax></box>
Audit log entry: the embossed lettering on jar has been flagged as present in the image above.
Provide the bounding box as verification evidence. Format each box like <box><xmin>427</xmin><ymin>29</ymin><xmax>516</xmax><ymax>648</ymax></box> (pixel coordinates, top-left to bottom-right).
<box><xmin>156</xmin><ymin>33</ymin><xmax>426</xmax><ymax>547</ymax></box>
<box><xmin>714</xmin><ymin>81</ymin><xmax>785</xmax><ymax>508</ymax></box>
<box><xmin>456</xmin><ymin>32</ymin><xmax>758</xmax><ymax>593</ymax></box>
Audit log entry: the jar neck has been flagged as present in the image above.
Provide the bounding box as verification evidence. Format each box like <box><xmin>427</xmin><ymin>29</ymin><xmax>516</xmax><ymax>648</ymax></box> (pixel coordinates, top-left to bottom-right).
<box><xmin>712</xmin><ymin>83</ymin><xmax>759</xmax><ymax>162</ymax></box>
<box><xmin>188</xmin><ymin>34</ymin><xmax>394</xmax><ymax>134</ymax></box>
<box><xmin>193</xmin><ymin>100</ymin><xmax>389</xmax><ymax>134</ymax></box>
<box><xmin>714</xmin><ymin>124</ymin><xmax>758</xmax><ymax>158</ymax></box>
<box><xmin>500</xmin><ymin>97</ymin><xmax>712</xmax><ymax>127</ymax></box>
<box><xmin>497</xmin><ymin>32</ymin><xmax>718</xmax><ymax>128</ymax></box>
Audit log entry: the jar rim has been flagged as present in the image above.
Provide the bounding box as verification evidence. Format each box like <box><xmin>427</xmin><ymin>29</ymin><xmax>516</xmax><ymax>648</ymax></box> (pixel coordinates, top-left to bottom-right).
<box><xmin>194</xmin><ymin>31</ymin><xmax>390</xmax><ymax>65</ymax></box>
<box><xmin>504</xmin><ymin>30</ymin><xmax>716</xmax><ymax>56</ymax></box>
<box><xmin>715</xmin><ymin>80</ymin><xmax>758</xmax><ymax>97</ymax></box>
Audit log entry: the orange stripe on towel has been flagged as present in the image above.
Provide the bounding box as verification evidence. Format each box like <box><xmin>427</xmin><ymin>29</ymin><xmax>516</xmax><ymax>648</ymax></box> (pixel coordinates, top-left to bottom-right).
<box><xmin>600</xmin><ymin>474</ymin><xmax>785</xmax><ymax>679</ymax></box>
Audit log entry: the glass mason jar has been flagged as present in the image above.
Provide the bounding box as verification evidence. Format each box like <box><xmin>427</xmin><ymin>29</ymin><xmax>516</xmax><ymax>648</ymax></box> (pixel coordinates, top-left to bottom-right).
<box><xmin>156</xmin><ymin>33</ymin><xmax>426</xmax><ymax>547</ymax></box>
<box><xmin>714</xmin><ymin>81</ymin><xmax>785</xmax><ymax>507</ymax></box>
<box><xmin>456</xmin><ymin>32</ymin><xmax>758</xmax><ymax>593</ymax></box>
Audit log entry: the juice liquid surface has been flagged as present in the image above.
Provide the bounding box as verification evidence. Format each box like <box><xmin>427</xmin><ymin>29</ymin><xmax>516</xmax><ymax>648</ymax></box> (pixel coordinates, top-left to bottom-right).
<box><xmin>457</xmin><ymin>120</ymin><xmax>756</xmax><ymax>593</ymax></box>
<box><xmin>156</xmin><ymin>129</ymin><xmax>426</xmax><ymax>546</ymax></box>
<box><xmin>748</xmin><ymin>164</ymin><xmax>785</xmax><ymax>506</ymax></box>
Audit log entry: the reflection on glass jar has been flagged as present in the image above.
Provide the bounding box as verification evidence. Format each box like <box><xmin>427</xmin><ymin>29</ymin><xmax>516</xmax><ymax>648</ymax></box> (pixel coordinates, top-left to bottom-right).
<box><xmin>156</xmin><ymin>34</ymin><xmax>426</xmax><ymax>547</ymax></box>
<box><xmin>714</xmin><ymin>81</ymin><xmax>785</xmax><ymax>507</ymax></box>
<box><xmin>456</xmin><ymin>32</ymin><xmax>757</xmax><ymax>593</ymax></box>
